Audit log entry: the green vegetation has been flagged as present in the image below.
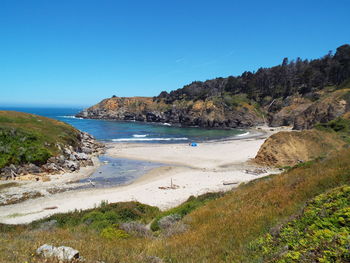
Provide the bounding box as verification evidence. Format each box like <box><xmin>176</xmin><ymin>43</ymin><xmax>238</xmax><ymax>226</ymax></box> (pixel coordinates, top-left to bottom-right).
<box><xmin>100</xmin><ymin>226</ymin><xmax>130</xmax><ymax>240</ymax></box>
<box><xmin>33</xmin><ymin>201</ymin><xmax>160</xmax><ymax>232</ymax></box>
<box><xmin>316</xmin><ymin>117</ymin><xmax>350</xmax><ymax>133</ymax></box>
<box><xmin>249</xmin><ymin>186</ymin><xmax>350</xmax><ymax>262</ymax></box>
<box><xmin>160</xmin><ymin>44</ymin><xmax>350</xmax><ymax>103</ymax></box>
<box><xmin>0</xmin><ymin>111</ymin><xmax>81</xmax><ymax>168</ymax></box>
<box><xmin>0</xmin><ymin>127</ymin><xmax>51</xmax><ymax>167</ymax></box>
<box><xmin>316</xmin><ymin>117</ymin><xmax>350</xmax><ymax>144</ymax></box>
<box><xmin>222</xmin><ymin>93</ymin><xmax>251</xmax><ymax>108</ymax></box>
<box><xmin>150</xmin><ymin>192</ymin><xmax>224</xmax><ymax>231</ymax></box>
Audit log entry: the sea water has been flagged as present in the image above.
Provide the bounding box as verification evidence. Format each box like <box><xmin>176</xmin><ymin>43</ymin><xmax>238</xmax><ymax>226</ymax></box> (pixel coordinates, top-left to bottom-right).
<box><xmin>0</xmin><ymin>107</ymin><xmax>247</xmax><ymax>143</ymax></box>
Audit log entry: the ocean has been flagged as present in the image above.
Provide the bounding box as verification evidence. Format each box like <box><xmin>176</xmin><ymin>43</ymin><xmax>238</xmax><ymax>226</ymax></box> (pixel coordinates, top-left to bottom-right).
<box><xmin>0</xmin><ymin>107</ymin><xmax>247</xmax><ymax>143</ymax></box>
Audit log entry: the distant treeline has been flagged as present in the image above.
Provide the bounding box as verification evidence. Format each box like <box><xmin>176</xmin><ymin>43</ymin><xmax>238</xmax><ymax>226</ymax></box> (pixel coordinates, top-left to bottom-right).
<box><xmin>158</xmin><ymin>44</ymin><xmax>350</xmax><ymax>103</ymax></box>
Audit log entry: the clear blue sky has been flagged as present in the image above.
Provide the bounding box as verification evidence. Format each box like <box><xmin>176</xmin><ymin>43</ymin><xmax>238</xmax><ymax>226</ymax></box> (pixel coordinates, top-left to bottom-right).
<box><xmin>1</xmin><ymin>0</ymin><xmax>349</xmax><ymax>107</ymax></box>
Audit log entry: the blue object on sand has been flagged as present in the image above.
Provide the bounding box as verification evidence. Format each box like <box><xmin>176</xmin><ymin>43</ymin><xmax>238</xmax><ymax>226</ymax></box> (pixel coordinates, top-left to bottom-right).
<box><xmin>190</xmin><ymin>142</ymin><xmax>198</xmax><ymax>147</ymax></box>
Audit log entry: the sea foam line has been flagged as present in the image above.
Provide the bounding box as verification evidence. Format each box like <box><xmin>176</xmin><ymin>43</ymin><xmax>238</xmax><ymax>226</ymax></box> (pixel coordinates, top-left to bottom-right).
<box><xmin>236</xmin><ymin>132</ymin><xmax>250</xmax><ymax>137</ymax></box>
<box><xmin>111</xmin><ymin>137</ymin><xmax>188</xmax><ymax>142</ymax></box>
<box><xmin>59</xmin><ymin>115</ymin><xmax>83</xmax><ymax>119</ymax></box>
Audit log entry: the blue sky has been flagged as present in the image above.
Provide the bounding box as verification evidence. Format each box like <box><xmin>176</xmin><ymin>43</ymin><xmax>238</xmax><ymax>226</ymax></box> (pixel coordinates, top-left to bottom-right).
<box><xmin>1</xmin><ymin>0</ymin><xmax>349</xmax><ymax>107</ymax></box>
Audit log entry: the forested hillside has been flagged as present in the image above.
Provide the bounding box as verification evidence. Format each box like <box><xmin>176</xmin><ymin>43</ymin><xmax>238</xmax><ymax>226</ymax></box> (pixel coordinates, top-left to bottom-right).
<box><xmin>158</xmin><ymin>44</ymin><xmax>350</xmax><ymax>102</ymax></box>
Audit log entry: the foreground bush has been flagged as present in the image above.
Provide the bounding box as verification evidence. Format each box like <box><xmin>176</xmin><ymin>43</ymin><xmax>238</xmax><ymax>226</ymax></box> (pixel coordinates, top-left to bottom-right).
<box><xmin>250</xmin><ymin>185</ymin><xmax>350</xmax><ymax>262</ymax></box>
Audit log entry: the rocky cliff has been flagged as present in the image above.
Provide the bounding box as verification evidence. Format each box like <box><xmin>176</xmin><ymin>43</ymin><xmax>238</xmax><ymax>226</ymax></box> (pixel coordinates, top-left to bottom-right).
<box><xmin>77</xmin><ymin>88</ymin><xmax>350</xmax><ymax>130</ymax></box>
<box><xmin>77</xmin><ymin>95</ymin><xmax>265</xmax><ymax>128</ymax></box>
<box><xmin>267</xmin><ymin>88</ymin><xmax>350</xmax><ymax>129</ymax></box>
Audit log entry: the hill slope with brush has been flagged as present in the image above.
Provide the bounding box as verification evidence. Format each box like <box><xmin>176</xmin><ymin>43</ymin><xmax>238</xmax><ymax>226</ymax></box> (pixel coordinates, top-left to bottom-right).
<box><xmin>78</xmin><ymin>44</ymin><xmax>350</xmax><ymax>130</ymax></box>
<box><xmin>0</xmin><ymin>111</ymin><xmax>103</xmax><ymax>179</ymax></box>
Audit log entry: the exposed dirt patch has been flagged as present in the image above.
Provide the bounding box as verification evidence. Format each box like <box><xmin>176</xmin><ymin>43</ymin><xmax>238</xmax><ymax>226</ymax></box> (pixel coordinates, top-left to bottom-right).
<box><xmin>254</xmin><ymin>130</ymin><xmax>347</xmax><ymax>167</ymax></box>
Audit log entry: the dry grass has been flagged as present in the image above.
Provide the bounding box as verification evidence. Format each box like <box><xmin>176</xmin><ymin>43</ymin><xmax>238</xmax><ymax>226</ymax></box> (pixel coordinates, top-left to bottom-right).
<box><xmin>255</xmin><ymin>129</ymin><xmax>347</xmax><ymax>167</ymax></box>
<box><xmin>150</xmin><ymin>147</ymin><xmax>350</xmax><ymax>262</ymax></box>
<box><xmin>1</xmin><ymin>148</ymin><xmax>350</xmax><ymax>262</ymax></box>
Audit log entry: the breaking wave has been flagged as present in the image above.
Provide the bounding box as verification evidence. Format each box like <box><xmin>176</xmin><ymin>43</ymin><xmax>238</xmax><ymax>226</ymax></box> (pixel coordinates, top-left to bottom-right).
<box><xmin>132</xmin><ymin>134</ymin><xmax>148</xmax><ymax>138</ymax></box>
<box><xmin>59</xmin><ymin>115</ymin><xmax>83</xmax><ymax>119</ymax></box>
<box><xmin>111</xmin><ymin>137</ymin><xmax>188</xmax><ymax>142</ymax></box>
<box><xmin>236</xmin><ymin>132</ymin><xmax>250</xmax><ymax>137</ymax></box>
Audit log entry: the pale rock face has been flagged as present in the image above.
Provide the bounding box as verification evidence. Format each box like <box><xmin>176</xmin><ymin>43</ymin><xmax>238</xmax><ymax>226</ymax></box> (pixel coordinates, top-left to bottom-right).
<box><xmin>36</xmin><ymin>244</ymin><xmax>80</xmax><ymax>261</ymax></box>
<box><xmin>64</xmin><ymin>160</ymin><xmax>80</xmax><ymax>171</ymax></box>
<box><xmin>75</xmin><ymin>152</ymin><xmax>88</xmax><ymax>160</ymax></box>
<box><xmin>293</xmin><ymin>97</ymin><xmax>348</xmax><ymax>129</ymax></box>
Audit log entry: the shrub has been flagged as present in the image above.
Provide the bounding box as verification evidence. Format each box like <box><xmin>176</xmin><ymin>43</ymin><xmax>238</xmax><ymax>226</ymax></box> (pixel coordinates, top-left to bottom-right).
<box><xmin>100</xmin><ymin>226</ymin><xmax>130</xmax><ymax>240</ymax></box>
<box><xmin>0</xmin><ymin>111</ymin><xmax>82</xmax><ymax>169</ymax></box>
<box><xmin>316</xmin><ymin>117</ymin><xmax>350</xmax><ymax>133</ymax></box>
<box><xmin>158</xmin><ymin>214</ymin><xmax>181</xmax><ymax>230</ymax></box>
<box><xmin>249</xmin><ymin>185</ymin><xmax>350</xmax><ymax>262</ymax></box>
<box><xmin>119</xmin><ymin>222</ymin><xmax>151</xmax><ymax>237</ymax></box>
<box><xmin>0</xmin><ymin>128</ymin><xmax>52</xmax><ymax>168</ymax></box>
<box><xmin>32</xmin><ymin>201</ymin><xmax>160</xmax><ymax>232</ymax></box>
<box><xmin>150</xmin><ymin>192</ymin><xmax>223</xmax><ymax>231</ymax></box>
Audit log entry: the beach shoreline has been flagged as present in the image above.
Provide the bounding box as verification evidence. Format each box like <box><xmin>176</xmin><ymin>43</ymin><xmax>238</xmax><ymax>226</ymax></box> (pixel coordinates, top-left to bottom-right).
<box><xmin>0</xmin><ymin>126</ymin><xmax>289</xmax><ymax>225</ymax></box>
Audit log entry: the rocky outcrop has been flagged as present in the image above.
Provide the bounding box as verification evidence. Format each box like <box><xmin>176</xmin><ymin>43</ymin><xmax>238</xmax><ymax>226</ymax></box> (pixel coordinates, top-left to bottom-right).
<box><xmin>293</xmin><ymin>89</ymin><xmax>350</xmax><ymax>130</ymax></box>
<box><xmin>254</xmin><ymin>130</ymin><xmax>347</xmax><ymax>167</ymax></box>
<box><xmin>36</xmin><ymin>244</ymin><xmax>81</xmax><ymax>262</ymax></box>
<box><xmin>267</xmin><ymin>96</ymin><xmax>313</xmax><ymax>127</ymax></box>
<box><xmin>0</xmin><ymin>131</ymin><xmax>104</xmax><ymax>180</ymax></box>
<box><xmin>264</xmin><ymin>89</ymin><xmax>350</xmax><ymax>130</ymax></box>
<box><xmin>77</xmin><ymin>89</ymin><xmax>350</xmax><ymax>130</ymax></box>
<box><xmin>76</xmin><ymin>96</ymin><xmax>265</xmax><ymax>128</ymax></box>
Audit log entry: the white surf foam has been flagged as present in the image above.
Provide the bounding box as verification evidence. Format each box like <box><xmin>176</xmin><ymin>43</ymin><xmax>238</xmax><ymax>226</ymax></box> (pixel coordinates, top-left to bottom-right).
<box><xmin>236</xmin><ymin>132</ymin><xmax>250</xmax><ymax>137</ymax></box>
<box><xmin>59</xmin><ymin>115</ymin><xmax>83</xmax><ymax>119</ymax></box>
<box><xmin>132</xmin><ymin>134</ymin><xmax>148</xmax><ymax>138</ymax></box>
<box><xmin>111</xmin><ymin>137</ymin><xmax>188</xmax><ymax>142</ymax></box>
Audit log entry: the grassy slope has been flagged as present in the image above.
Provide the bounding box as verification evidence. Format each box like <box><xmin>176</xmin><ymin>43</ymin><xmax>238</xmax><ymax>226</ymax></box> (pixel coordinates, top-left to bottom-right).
<box><xmin>1</xmin><ymin>147</ymin><xmax>350</xmax><ymax>262</ymax></box>
<box><xmin>0</xmin><ymin>111</ymin><xmax>81</xmax><ymax>168</ymax></box>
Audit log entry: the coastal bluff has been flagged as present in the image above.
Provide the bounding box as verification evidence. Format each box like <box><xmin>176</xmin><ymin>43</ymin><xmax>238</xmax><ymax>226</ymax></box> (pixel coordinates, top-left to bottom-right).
<box><xmin>76</xmin><ymin>86</ymin><xmax>350</xmax><ymax>130</ymax></box>
<box><xmin>77</xmin><ymin>44</ymin><xmax>350</xmax><ymax>130</ymax></box>
<box><xmin>76</xmin><ymin>95</ymin><xmax>264</xmax><ymax>128</ymax></box>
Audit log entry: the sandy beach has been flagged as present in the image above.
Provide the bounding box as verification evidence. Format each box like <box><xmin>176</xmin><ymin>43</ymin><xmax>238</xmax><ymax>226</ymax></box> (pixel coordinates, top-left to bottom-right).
<box><xmin>0</xmin><ymin>128</ymin><xmax>285</xmax><ymax>225</ymax></box>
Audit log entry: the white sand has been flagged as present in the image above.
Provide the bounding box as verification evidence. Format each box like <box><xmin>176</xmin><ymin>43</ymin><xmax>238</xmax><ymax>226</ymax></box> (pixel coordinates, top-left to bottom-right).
<box><xmin>0</xmin><ymin>129</ymin><xmax>282</xmax><ymax>225</ymax></box>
